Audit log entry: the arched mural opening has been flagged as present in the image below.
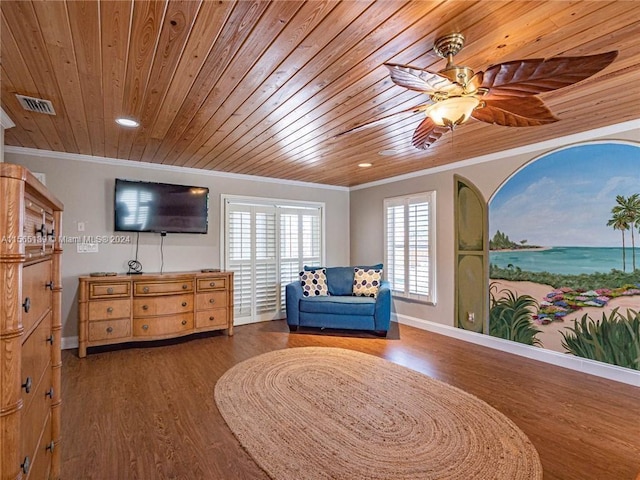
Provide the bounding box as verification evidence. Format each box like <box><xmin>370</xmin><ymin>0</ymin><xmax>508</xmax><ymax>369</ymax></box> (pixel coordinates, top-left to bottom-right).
<box><xmin>487</xmin><ymin>141</ymin><xmax>640</xmax><ymax>371</ymax></box>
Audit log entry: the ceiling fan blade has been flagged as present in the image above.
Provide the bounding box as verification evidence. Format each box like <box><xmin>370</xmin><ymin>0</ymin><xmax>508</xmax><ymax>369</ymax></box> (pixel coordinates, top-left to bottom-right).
<box><xmin>336</xmin><ymin>103</ymin><xmax>431</xmax><ymax>137</ymax></box>
<box><xmin>412</xmin><ymin>117</ymin><xmax>450</xmax><ymax>149</ymax></box>
<box><xmin>481</xmin><ymin>51</ymin><xmax>618</xmax><ymax>97</ymax></box>
<box><xmin>385</xmin><ymin>63</ymin><xmax>455</xmax><ymax>93</ymax></box>
<box><xmin>472</xmin><ymin>96</ymin><xmax>559</xmax><ymax>127</ymax></box>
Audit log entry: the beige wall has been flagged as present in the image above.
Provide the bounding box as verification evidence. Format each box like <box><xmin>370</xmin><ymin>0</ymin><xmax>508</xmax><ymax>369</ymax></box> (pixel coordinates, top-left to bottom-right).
<box><xmin>6</xmin><ymin>151</ymin><xmax>350</xmax><ymax>339</ymax></box>
<box><xmin>350</xmin><ymin>126</ymin><xmax>640</xmax><ymax>326</ymax></box>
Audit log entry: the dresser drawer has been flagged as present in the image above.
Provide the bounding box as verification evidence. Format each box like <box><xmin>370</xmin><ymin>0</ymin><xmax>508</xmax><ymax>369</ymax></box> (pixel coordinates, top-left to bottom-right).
<box><xmin>88</xmin><ymin>299</ymin><xmax>131</xmax><ymax>321</ymax></box>
<box><xmin>22</xmin><ymin>260</ymin><xmax>53</xmax><ymax>335</ymax></box>
<box><xmin>21</xmin><ymin>359</ymin><xmax>52</xmax><ymax>474</ymax></box>
<box><xmin>89</xmin><ymin>281</ymin><xmax>130</xmax><ymax>299</ymax></box>
<box><xmin>195</xmin><ymin>308</ymin><xmax>228</xmax><ymax>329</ymax></box>
<box><xmin>88</xmin><ymin>318</ymin><xmax>131</xmax><ymax>342</ymax></box>
<box><xmin>133</xmin><ymin>313</ymin><xmax>193</xmax><ymax>337</ymax></box>
<box><xmin>22</xmin><ymin>411</ymin><xmax>52</xmax><ymax>480</ymax></box>
<box><xmin>133</xmin><ymin>294</ymin><xmax>193</xmax><ymax>317</ymax></box>
<box><xmin>21</xmin><ymin>311</ymin><xmax>52</xmax><ymax>412</ymax></box>
<box><xmin>134</xmin><ymin>280</ymin><xmax>193</xmax><ymax>295</ymax></box>
<box><xmin>196</xmin><ymin>291</ymin><xmax>227</xmax><ymax>310</ymax></box>
<box><xmin>197</xmin><ymin>276</ymin><xmax>227</xmax><ymax>291</ymax></box>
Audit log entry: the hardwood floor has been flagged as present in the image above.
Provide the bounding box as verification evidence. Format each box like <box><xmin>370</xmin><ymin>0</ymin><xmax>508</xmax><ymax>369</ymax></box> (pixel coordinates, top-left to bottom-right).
<box><xmin>61</xmin><ymin>320</ymin><xmax>640</xmax><ymax>480</ymax></box>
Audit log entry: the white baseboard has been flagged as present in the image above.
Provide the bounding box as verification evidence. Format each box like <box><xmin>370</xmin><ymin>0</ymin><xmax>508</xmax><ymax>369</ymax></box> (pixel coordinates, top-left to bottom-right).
<box><xmin>62</xmin><ymin>336</ymin><xmax>78</xmax><ymax>350</ymax></box>
<box><xmin>394</xmin><ymin>314</ymin><xmax>640</xmax><ymax>387</ymax></box>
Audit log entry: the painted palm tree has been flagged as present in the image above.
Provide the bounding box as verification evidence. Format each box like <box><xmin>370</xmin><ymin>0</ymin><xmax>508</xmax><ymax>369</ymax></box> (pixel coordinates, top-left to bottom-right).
<box><xmin>607</xmin><ymin>210</ymin><xmax>629</xmax><ymax>272</ymax></box>
<box><xmin>611</xmin><ymin>194</ymin><xmax>640</xmax><ymax>271</ymax></box>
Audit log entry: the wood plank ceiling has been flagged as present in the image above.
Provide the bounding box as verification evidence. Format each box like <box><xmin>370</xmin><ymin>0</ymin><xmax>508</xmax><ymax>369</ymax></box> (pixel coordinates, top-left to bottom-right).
<box><xmin>1</xmin><ymin>1</ymin><xmax>639</xmax><ymax>187</ymax></box>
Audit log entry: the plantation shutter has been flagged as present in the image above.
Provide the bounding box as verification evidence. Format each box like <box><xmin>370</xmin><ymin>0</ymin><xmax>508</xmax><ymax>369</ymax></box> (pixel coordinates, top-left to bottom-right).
<box><xmin>224</xmin><ymin>197</ymin><xmax>324</xmax><ymax>323</ymax></box>
<box><xmin>384</xmin><ymin>192</ymin><xmax>436</xmax><ymax>304</ymax></box>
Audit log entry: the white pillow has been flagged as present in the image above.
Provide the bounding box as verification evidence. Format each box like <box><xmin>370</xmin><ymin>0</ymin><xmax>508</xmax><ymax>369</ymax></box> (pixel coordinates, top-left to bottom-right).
<box><xmin>299</xmin><ymin>269</ymin><xmax>329</xmax><ymax>297</ymax></box>
<box><xmin>353</xmin><ymin>267</ymin><xmax>383</xmax><ymax>298</ymax></box>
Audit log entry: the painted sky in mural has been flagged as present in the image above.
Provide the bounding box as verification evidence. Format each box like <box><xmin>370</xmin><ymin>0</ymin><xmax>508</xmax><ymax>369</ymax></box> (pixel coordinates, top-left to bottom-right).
<box><xmin>489</xmin><ymin>143</ymin><xmax>640</xmax><ymax>247</ymax></box>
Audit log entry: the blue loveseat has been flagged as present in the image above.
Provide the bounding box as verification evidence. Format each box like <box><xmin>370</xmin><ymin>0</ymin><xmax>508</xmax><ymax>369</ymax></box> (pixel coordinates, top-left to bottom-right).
<box><xmin>285</xmin><ymin>266</ymin><xmax>391</xmax><ymax>336</ymax></box>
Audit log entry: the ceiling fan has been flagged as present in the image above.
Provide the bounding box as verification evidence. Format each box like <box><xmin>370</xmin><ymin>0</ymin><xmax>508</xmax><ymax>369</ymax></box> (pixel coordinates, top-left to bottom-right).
<box><xmin>339</xmin><ymin>33</ymin><xmax>617</xmax><ymax>150</ymax></box>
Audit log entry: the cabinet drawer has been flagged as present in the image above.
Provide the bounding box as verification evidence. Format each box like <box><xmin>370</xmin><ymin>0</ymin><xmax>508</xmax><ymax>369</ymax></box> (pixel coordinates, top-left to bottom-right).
<box><xmin>196</xmin><ymin>291</ymin><xmax>227</xmax><ymax>310</ymax></box>
<box><xmin>197</xmin><ymin>276</ymin><xmax>227</xmax><ymax>291</ymax></box>
<box><xmin>23</xmin><ymin>411</ymin><xmax>52</xmax><ymax>480</ymax></box>
<box><xmin>21</xmin><ymin>359</ymin><xmax>52</xmax><ymax>472</ymax></box>
<box><xmin>195</xmin><ymin>308</ymin><xmax>228</xmax><ymax>329</ymax></box>
<box><xmin>133</xmin><ymin>294</ymin><xmax>193</xmax><ymax>317</ymax></box>
<box><xmin>133</xmin><ymin>313</ymin><xmax>193</xmax><ymax>337</ymax></box>
<box><xmin>22</xmin><ymin>260</ymin><xmax>52</xmax><ymax>335</ymax></box>
<box><xmin>88</xmin><ymin>299</ymin><xmax>131</xmax><ymax>321</ymax></box>
<box><xmin>88</xmin><ymin>318</ymin><xmax>131</xmax><ymax>342</ymax></box>
<box><xmin>89</xmin><ymin>282</ymin><xmax>130</xmax><ymax>299</ymax></box>
<box><xmin>21</xmin><ymin>311</ymin><xmax>52</xmax><ymax>412</ymax></box>
<box><xmin>134</xmin><ymin>280</ymin><xmax>193</xmax><ymax>296</ymax></box>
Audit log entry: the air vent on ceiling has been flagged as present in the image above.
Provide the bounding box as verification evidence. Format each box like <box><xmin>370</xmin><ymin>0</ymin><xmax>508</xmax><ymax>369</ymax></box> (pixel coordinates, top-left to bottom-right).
<box><xmin>15</xmin><ymin>94</ymin><xmax>56</xmax><ymax>115</ymax></box>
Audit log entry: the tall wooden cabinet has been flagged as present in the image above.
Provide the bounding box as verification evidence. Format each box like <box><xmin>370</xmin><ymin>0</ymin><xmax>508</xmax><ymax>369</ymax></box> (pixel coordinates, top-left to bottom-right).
<box><xmin>1</xmin><ymin>164</ymin><xmax>63</xmax><ymax>479</ymax></box>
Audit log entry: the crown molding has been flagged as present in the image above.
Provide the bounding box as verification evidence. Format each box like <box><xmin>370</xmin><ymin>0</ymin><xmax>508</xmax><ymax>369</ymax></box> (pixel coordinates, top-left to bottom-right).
<box><xmin>0</xmin><ymin>108</ymin><xmax>15</xmax><ymax>129</ymax></box>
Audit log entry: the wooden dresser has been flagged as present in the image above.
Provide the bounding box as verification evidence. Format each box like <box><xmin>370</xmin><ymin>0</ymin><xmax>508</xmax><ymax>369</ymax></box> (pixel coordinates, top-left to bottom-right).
<box><xmin>78</xmin><ymin>271</ymin><xmax>234</xmax><ymax>357</ymax></box>
<box><xmin>0</xmin><ymin>164</ymin><xmax>63</xmax><ymax>479</ymax></box>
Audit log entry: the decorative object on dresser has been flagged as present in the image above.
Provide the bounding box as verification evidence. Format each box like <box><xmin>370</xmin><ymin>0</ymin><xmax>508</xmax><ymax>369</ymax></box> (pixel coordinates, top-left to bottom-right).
<box><xmin>78</xmin><ymin>271</ymin><xmax>234</xmax><ymax>357</ymax></box>
<box><xmin>0</xmin><ymin>163</ymin><xmax>63</xmax><ymax>479</ymax></box>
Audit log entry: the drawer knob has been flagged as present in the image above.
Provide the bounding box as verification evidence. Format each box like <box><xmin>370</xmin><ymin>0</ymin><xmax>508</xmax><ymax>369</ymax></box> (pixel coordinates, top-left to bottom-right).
<box><xmin>181</xmin><ymin>320</ymin><xmax>187</xmax><ymax>326</ymax></box>
<box><xmin>143</xmin><ymin>286</ymin><xmax>149</xmax><ymax>293</ymax></box>
<box><xmin>22</xmin><ymin>297</ymin><xmax>31</xmax><ymax>313</ymax></box>
<box><xmin>22</xmin><ymin>376</ymin><xmax>32</xmax><ymax>394</ymax></box>
<box><xmin>106</xmin><ymin>326</ymin><xmax>113</xmax><ymax>333</ymax></box>
<box><xmin>46</xmin><ymin>334</ymin><xmax>54</xmax><ymax>345</ymax></box>
<box><xmin>209</xmin><ymin>298</ymin><xmax>215</xmax><ymax>304</ymax></box>
<box><xmin>182</xmin><ymin>284</ymin><xmax>188</xmax><ymax>290</ymax></box>
<box><xmin>209</xmin><ymin>282</ymin><xmax>216</xmax><ymax>287</ymax></box>
<box><xmin>209</xmin><ymin>316</ymin><xmax>215</xmax><ymax>321</ymax></box>
<box><xmin>142</xmin><ymin>305</ymin><xmax>149</xmax><ymax>311</ymax></box>
<box><xmin>107</xmin><ymin>287</ymin><xmax>114</xmax><ymax>294</ymax></box>
<box><xmin>107</xmin><ymin>307</ymin><xmax>114</xmax><ymax>313</ymax></box>
<box><xmin>142</xmin><ymin>324</ymin><xmax>149</xmax><ymax>330</ymax></box>
<box><xmin>45</xmin><ymin>280</ymin><xmax>54</xmax><ymax>290</ymax></box>
<box><xmin>45</xmin><ymin>387</ymin><xmax>54</xmax><ymax>399</ymax></box>
<box><xmin>35</xmin><ymin>223</ymin><xmax>46</xmax><ymax>236</ymax></box>
<box><xmin>46</xmin><ymin>441</ymin><xmax>55</xmax><ymax>453</ymax></box>
<box><xmin>47</xmin><ymin>227</ymin><xmax>55</xmax><ymax>239</ymax></box>
<box><xmin>21</xmin><ymin>456</ymin><xmax>30</xmax><ymax>474</ymax></box>
<box><xmin>181</xmin><ymin>301</ymin><xmax>187</xmax><ymax>307</ymax></box>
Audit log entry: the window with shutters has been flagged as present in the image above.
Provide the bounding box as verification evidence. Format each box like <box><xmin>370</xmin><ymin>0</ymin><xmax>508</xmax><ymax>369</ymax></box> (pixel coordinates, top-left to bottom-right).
<box><xmin>384</xmin><ymin>192</ymin><xmax>436</xmax><ymax>304</ymax></box>
<box><xmin>223</xmin><ymin>196</ymin><xmax>324</xmax><ymax>323</ymax></box>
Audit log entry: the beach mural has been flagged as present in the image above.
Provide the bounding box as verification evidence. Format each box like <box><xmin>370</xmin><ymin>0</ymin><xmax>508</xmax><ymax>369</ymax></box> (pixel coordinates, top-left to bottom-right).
<box><xmin>485</xmin><ymin>141</ymin><xmax>640</xmax><ymax>371</ymax></box>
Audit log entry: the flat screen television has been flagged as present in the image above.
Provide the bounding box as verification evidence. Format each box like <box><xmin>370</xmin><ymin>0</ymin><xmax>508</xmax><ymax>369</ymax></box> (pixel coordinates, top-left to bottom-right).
<box><xmin>114</xmin><ymin>178</ymin><xmax>209</xmax><ymax>233</ymax></box>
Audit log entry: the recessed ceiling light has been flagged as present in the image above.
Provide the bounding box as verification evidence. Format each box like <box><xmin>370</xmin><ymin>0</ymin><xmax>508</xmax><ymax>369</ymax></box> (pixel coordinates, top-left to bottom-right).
<box><xmin>358</xmin><ymin>162</ymin><xmax>373</xmax><ymax>168</ymax></box>
<box><xmin>115</xmin><ymin>117</ymin><xmax>140</xmax><ymax>128</ymax></box>
<box><xmin>378</xmin><ymin>149</ymin><xmax>398</xmax><ymax>156</ymax></box>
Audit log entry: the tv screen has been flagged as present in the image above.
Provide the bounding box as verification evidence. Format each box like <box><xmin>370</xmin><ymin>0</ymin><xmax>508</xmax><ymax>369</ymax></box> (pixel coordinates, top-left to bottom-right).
<box><xmin>114</xmin><ymin>179</ymin><xmax>209</xmax><ymax>233</ymax></box>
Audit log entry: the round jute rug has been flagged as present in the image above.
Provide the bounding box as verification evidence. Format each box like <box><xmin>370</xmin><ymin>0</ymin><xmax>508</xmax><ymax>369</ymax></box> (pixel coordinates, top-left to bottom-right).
<box><xmin>214</xmin><ymin>347</ymin><xmax>543</xmax><ymax>480</ymax></box>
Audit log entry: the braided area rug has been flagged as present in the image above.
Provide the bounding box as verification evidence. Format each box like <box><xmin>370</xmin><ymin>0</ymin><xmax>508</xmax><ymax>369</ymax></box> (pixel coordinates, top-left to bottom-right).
<box><xmin>214</xmin><ymin>347</ymin><xmax>543</xmax><ymax>480</ymax></box>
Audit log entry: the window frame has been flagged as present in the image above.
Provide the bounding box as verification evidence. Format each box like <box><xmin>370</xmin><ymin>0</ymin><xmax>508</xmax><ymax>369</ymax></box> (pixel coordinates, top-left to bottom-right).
<box><xmin>383</xmin><ymin>191</ymin><xmax>436</xmax><ymax>305</ymax></box>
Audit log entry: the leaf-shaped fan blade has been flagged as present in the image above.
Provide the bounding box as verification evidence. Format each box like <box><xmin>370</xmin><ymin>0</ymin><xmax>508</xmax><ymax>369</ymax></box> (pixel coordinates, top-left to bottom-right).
<box><xmin>481</xmin><ymin>51</ymin><xmax>618</xmax><ymax>97</ymax></box>
<box><xmin>336</xmin><ymin>103</ymin><xmax>431</xmax><ymax>137</ymax></box>
<box><xmin>412</xmin><ymin>117</ymin><xmax>450</xmax><ymax>149</ymax></box>
<box><xmin>471</xmin><ymin>96</ymin><xmax>559</xmax><ymax>127</ymax></box>
<box><xmin>385</xmin><ymin>63</ymin><xmax>455</xmax><ymax>94</ymax></box>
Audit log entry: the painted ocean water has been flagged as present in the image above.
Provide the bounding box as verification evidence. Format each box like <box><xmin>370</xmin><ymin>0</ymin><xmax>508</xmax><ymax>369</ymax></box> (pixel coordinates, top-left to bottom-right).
<box><xmin>489</xmin><ymin>247</ymin><xmax>633</xmax><ymax>275</ymax></box>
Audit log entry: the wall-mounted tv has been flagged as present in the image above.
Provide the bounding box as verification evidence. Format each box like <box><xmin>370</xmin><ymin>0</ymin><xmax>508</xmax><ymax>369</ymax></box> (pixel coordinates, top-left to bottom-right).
<box><xmin>114</xmin><ymin>179</ymin><xmax>209</xmax><ymax>234</ymax></box>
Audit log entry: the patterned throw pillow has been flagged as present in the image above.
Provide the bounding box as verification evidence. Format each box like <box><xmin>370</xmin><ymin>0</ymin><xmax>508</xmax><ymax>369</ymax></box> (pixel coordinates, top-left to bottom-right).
<box><xmin>353</xmin><ymin>267</ymin><xmax>383</xmax><ymax>298</ymax></box>
<box><xmin>299</xmin><ymin>269</ymin><xmax>329</xmax><ymax>297</ymax></box>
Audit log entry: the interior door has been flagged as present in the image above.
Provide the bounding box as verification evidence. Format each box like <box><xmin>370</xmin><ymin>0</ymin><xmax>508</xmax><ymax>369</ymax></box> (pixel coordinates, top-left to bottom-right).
<box><xmin>454</xmin><ymin>175</ymin><xmax>488</xmax><ymax>333</ymax></box>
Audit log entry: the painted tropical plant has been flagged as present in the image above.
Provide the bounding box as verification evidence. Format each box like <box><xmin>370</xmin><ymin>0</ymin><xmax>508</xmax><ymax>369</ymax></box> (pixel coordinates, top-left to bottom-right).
<box><xmin>489</xmin><ymin>284</ymin><xmax>542</xmax><ymax>346</ymax></box>
<box><xmin>608</xmin><ymin>193</ymin><xmax>640</xmax><ymax>272</ymax></box>
<box><xmin>560</xmin><ymin>308</ymin><xmax>640</xmax><ymax>370</ymax></box>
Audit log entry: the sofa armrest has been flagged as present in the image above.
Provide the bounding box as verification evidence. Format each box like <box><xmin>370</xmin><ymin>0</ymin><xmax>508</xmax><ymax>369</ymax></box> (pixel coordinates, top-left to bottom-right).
<box><xmin>374</xmin><ymin>281</ymin><xmax>392</xmax><ymax>331</ymax></box>
<box><xmin>285</xmin><ymin>281</ymin><xmax>303</xmax><ymax>326</ymax></box>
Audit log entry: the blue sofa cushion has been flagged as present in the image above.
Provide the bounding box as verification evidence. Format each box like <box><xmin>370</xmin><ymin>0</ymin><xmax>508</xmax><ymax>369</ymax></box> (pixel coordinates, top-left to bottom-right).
<box><xmin>299</xmin><ymin>295</ymin><xmax>376</xmax><ymax>316</ymax></box>
<box><xmin>304</xmin><ymin>264</ymin><xmax>383</xmax><ymax>296</ymax></box>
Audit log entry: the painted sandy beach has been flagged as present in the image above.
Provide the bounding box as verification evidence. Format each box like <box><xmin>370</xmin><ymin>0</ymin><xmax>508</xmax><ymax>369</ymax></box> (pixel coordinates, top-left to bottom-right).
<box><xmin>492</xmin><ymin>279</ymin><xmax>639</xmax><ymax>353</ymax></box>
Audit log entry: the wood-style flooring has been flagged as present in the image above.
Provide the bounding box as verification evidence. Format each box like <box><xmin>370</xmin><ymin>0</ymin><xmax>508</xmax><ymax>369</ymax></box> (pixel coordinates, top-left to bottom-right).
<box><xmin>61</xmin><ymin>320</ymin><xmax>640</xmax><ymax>480</ymax></box>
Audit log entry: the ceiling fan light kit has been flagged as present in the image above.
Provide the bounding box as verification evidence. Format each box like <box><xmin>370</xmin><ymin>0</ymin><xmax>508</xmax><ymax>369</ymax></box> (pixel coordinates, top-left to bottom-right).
<box><xmin>340</xmin><ymin>32</ymin><xmax>617</xmax><ymax>151</ymax></box>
